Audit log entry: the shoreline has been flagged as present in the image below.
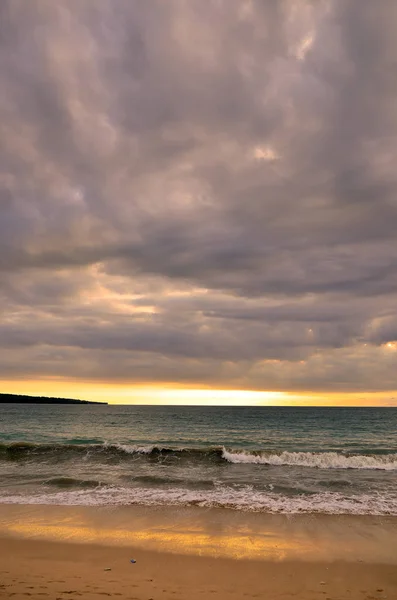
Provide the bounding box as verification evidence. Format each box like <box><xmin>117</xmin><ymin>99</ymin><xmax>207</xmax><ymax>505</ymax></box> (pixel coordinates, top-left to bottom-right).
<box><xmin>1</xmin><ymin>503</ymin><xmax>397</xmax><ymax>561</ymax></box>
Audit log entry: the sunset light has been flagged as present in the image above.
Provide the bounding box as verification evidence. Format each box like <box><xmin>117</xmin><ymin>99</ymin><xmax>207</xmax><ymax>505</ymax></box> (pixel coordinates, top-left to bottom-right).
<box><xmin>1</xmin><ymin>3</ymin><xmax>397</xmax><ymax>597</ymax></box>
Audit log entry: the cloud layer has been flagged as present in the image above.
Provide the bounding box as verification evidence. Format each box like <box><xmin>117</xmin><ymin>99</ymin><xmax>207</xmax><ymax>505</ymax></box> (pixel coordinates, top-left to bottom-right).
<box><xmin>1</xmin><ymin>0</ymin><xmax>397</xmax><ymax>393</ymax></box>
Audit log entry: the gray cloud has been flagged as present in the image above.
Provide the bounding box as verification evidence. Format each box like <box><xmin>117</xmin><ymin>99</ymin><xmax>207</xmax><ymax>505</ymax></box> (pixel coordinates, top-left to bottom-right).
<box><xmin>1</xmin><ymin>0</ymin><xmax>397</xmax><ymax>394</ymax></box>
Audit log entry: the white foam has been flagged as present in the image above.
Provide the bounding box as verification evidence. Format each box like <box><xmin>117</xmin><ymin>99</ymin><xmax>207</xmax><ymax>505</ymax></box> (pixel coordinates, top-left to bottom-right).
<box><xmin>104</xmin><ymin>442</ymin><xmax>155</xmax><ymax>454</ymax></box>
<box><xmin>1</xmin><ymin>485</ymin><xmax>397</xmax><ymax>515</ymax></box>
<box><xmin>222</xmin><ymin>448</ymin><xmax>397</xmax><ymax>470</ymax></box>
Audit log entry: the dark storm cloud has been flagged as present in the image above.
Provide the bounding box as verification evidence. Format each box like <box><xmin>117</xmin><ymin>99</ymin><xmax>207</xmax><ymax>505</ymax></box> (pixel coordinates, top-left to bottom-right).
<box><xmin>1</xmin><ymin>0</ymin><xmax>397</xmax><ymax>392</ymax></box>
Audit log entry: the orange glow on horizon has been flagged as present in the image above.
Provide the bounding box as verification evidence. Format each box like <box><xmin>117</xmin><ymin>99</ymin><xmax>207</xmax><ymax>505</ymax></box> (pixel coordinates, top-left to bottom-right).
<box><xmin>1</xmin><ymin>379</ymin><xmax>397</xmax><ymax>406</ymax></box>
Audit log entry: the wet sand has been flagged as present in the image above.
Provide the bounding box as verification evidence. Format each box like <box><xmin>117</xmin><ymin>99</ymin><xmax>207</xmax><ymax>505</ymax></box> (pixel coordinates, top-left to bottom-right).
<box><xmin>0</xmin><ymin>505</ymin><xmax>396</xmax><ymax>599</ymax></box>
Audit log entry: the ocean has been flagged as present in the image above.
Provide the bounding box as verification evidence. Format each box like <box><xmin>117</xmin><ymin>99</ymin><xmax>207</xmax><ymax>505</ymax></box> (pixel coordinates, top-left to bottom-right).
<box><xmin>1</xmin><ymin>404</ymin><xmax>396</xmax><ymax>515</ymax></box>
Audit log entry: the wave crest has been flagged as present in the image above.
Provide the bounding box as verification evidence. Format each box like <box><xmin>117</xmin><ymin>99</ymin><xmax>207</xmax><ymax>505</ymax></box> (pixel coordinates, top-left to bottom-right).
<box><xmin>222</xmin><ymin>449</ymin><xmax>397</xmax><ymax>470</ymax></box>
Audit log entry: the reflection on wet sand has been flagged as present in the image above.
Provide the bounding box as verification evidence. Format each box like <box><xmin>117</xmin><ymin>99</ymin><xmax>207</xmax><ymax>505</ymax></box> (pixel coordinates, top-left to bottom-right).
<box><xmin>1</xmin><ymin>504</ymin><xmax>397</xmax><ymax>563</ymax></box>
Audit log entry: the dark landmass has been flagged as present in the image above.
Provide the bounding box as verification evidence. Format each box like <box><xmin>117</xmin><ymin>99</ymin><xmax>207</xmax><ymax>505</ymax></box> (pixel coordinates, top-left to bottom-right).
<box><xmin>0</xmin><ymin>393</ymin><xmax>107</xmax><ymax>405</ymax></box>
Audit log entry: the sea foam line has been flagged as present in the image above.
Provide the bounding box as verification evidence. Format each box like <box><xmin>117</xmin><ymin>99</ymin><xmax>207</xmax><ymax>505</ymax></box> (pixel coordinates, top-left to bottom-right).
<box><xmin>1</xmin><ymin>486</ymin><xmax>397</xmax><ymax>515</ymax></box>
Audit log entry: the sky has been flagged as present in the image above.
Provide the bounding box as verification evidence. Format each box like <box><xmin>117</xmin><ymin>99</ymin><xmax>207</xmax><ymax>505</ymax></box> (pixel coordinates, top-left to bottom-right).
<box><xmin>1</xmin><ymin>0</ymin><xmax>397</xmax><ymax>405</ymax></box>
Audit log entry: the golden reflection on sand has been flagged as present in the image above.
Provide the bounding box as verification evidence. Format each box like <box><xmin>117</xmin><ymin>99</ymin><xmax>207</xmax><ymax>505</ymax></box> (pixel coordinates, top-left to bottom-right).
<box><xmin>4</xmin><ymin>513</ymin><xmax>312</xmax><ymax>560</ymax></box>
<box><xmin>2</xmin><ymin>505</ymin><xmax>396</xmax><ymax>564</ymax></box>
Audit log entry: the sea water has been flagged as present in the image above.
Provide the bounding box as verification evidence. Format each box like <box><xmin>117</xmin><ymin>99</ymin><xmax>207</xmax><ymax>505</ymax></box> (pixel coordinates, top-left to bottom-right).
<box><xmin>0</xmin><ymin>404</ymin><xmax>396</xmax><ymax>514</ymax></box>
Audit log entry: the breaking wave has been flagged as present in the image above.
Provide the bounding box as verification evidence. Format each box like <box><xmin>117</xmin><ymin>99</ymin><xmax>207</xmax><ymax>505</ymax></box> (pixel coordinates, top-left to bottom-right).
<box><xmin>221</xmin><ymin>449</ymin><xmax>397</xmax><ymax>470</ymax></box>
<box><xmin>1</xmin><ymin>442</ymin><xmax>397</xmax><ymax>470</ymax></box>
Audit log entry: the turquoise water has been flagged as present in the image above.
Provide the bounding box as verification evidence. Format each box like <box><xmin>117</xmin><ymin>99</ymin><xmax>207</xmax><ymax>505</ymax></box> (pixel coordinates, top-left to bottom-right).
<box><xmin>1</xmin><ymin>405</ymin><xmax>396</xmax><ymax>514</ymax></box>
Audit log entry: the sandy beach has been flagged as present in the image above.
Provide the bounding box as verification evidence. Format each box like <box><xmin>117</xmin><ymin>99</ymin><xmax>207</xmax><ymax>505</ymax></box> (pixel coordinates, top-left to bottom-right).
<box><xmin>0</xmin><ymin>505</ymin><xmax>396</xmax><ymax>599</ymax></box>
<box><xmin>0</xmin><ymin>536</ymin><xmax>396</xmax><ymax>600</ymax></box>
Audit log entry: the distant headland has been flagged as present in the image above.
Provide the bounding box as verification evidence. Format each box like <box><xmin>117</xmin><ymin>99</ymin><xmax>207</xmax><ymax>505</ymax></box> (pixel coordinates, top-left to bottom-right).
<box><xmin>0</xmin><ymin>393</ymin><xmax>107</xmax><ymax>405</ymax></box>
